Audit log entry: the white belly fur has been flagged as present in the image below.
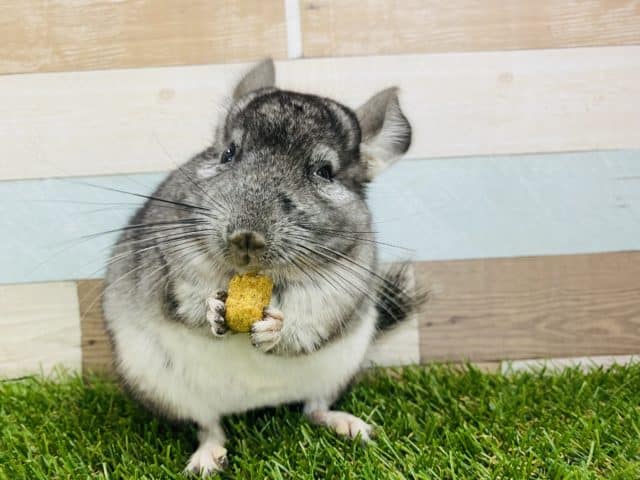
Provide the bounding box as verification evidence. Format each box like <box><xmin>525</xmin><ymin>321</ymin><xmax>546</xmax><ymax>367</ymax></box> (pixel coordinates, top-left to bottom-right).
<box><xmin>113</xmin><ymin>309</ymin><xmax>376</xmax><ymax>426</ymax></box>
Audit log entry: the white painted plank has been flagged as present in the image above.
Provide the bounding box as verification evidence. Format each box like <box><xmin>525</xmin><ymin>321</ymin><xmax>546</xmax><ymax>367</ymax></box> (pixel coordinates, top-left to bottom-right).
<box><xmin>502</xmin><ymin>355</ymin><xmax>640</xmax><ymax>374</ymax></box>
<box><xmin>1</xmin><ymin>46</ymin><xmax>639</xmax><ymax>180</ymax></box>
<box><xmin>0</xmin><ymin>282</ymin><xmax>81</xmax><ymax>378</ymax></box>
<box><xmin>1</xmin><ymin>150</ymin><xmax>639</xmax><ymax>284</ymax></box>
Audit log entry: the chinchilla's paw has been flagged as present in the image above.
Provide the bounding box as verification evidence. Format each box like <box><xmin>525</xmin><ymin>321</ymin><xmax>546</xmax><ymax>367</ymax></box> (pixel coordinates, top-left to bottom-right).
<box><xmin>307</xmin><ymin>410</ymin><xmax>374</xmax><ymax>443</ymax></box>
<box><xmin>206</xmin><ymin>291</ymin><xmax>229</xmax><ymax>337</ymax></box>
<box><xmin>250</xmin><ymin>306</ymin><xmax>283</xmax><ymax>353</ymax></box>
<box><xmin>184</xmin><ymin>442</ymin><xmax>228</xmax><ymax>476</ymax></box>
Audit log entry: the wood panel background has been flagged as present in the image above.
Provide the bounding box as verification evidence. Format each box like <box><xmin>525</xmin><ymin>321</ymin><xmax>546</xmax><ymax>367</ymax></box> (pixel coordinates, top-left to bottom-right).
<box><xmin>0</xmin><ymin>0</ymin><xmax>287</xmax><ymax>75</ymax></box>
<box><xmin>77</xmin><ymin>280</ymin><xmax>113</xmax><ymax>374</ymax></box>
<box><xmin>2</xmin><ymin>46</ymin><xmax>639</xmax><ymax>181</ymax></box>
<box><xmin>2</xmin><ymin>151</ymin><xmax>639</xmax><ymax>285</ymax></box>
<box><xmin>1</xmin><ymin>251</ymin><xmax>633</xmax><ymax>376</ymax></box>
<box><xmin>301</xmin><ymin>0</ymin><xmax>640</xmax><ymax>57</ymax></box>
<box><xmin>0</xmin><ymin>282</ymin><xmax>81</xmax><ymax>377</ymax></box>
<box><xmin>418</xmin><ymin>252</ymin><xmax>640</xmax><ymax>362</ymax></box>
<box><xmin>1</xmin><ymin>0</ymin><xmax>639</xmax><ymax>378</ymax></box>
<box><xmin>2</xmin><ymin>1</ymin><xmax>639</xmax><ymax>75</ymax></box>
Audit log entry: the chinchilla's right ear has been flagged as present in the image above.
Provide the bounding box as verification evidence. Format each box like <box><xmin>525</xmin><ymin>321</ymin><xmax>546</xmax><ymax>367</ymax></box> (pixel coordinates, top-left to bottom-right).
<box><xmin>357</xmin><ymin>87</ymin><xmax>412</xmax><ymax>181</ymax></box>
<box><xmin>233</xmin><ymin>59</ymin><xmax>276</xmax><ymax>100</ymax></box>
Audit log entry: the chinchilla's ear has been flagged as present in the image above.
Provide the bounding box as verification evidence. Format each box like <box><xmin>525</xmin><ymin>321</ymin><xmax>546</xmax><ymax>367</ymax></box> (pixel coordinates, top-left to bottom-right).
<box><xmin>233</xmin><ymin>59</ymin><xmax>276</xmax><ymax>100</ymax></box>
<box><xmin>356</xmin><ymin>87</ymin><xmax>412</xmax><ymax>180</ymax></box>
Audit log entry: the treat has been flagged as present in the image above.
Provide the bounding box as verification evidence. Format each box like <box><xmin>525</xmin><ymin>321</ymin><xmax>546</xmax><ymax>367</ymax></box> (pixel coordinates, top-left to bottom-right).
<box><xmin>225</xmin><ymin>273</ymin><xmax>273</xmax><ymax>332</ymax></box>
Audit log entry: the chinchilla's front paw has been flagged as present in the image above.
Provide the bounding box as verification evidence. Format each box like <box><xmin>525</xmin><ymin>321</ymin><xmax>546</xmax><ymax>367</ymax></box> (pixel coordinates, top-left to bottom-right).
<box><xmin>206</xmin><ymin>290</ymin><xmax>229</xmax><ymax>337</ymax></box>
<box><xmin>250</xmin><ymin>307</ymin><xmax>283</xmax><ymax>353</ymax></box>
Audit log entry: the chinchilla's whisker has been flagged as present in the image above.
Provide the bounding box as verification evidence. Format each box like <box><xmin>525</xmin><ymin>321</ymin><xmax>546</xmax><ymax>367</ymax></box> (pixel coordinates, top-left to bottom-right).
<box><xmin>113</xmin><ymin>227</ymin><xmax>214</xmax><ymax>250</ymax></box>
<box><xmin>144</xmin><ymin>242</ymin><xmax>210</xmax><ymax>299</ymax></box>
<box><xmin>78</xmin><ymin>219</ymin><xmax>210</xmax><ymax>241</ymax></box>
<box><xmin>79</xmin><ymin>230</ymin><xmax>213</xmax><ymax>280</ymax></box>
<box><xmin>152</xmin><ymin>133</ymin><xmax>235</xmax><ymax>218</ymax></box>
<box><xmin>284</xmin><ymin>242</ymin><xmax>357</xmax><ymax>298</ymax></box>
<box><xmin>31</xmin><ymin>199</ymin><xmax>213</xmax><ymax>217</ymax></box>
<box><xmin>291</xmin><ymin>245</ymin><xmax>389</xmax><ymax>319</ymax></box>
<box><xmin>87</xmin><ymin>223</ymin><xmax>212</xmax><ymax>262</ymax></box>
<box><xmin>287</xmin><ymin>236</ymin><xmax>409</xmax><ymax>318</ymax></box>
<box><xmin>290</xmin><ymin>232</ymin><xmax>414</xmax><ymax>298</ymax></box>
<box><xmin>61</xmin><ymin>179</ymin><xmax>215</xmax><ymax>215</ymax></box>
<box><xmin>296</xmin><ymin>222</ymin><xmax>378</xmax><ymax>235</ymax></box>
<box><xmin>306</xmin><ymin>253</ymin><xmax>403</xmax><ymax>323</ymax></box>
<box><xmin>79</xmin><ymin>235</ymin><xmax>211</xmax><ymax>314</ymax></box>
<box><xmin>26</xmin><ymin>220</ymin><xmax>209</xmax><ymax>280</ymax></box>
<box><xmin>282</xmin><ymin>243</ymin><xmax>332</xmax><ymax>287</ymax></box>
<box><xmin>31</xmin><ymin>199</ymin><xmax>143</xmax><ymax>206</ymax></box>
<box><xmin>289</xmin><ymin>230</ymin><xmax>410</xmax><ymax>314</ymax></box>
<box><xmin>78</xmin><ymin>259</ymin><xmax>153</xmax><ymax>316</ymax></box>
<box><xmin>297</xmin><ymin>226</ymin><xmax>413</xmax><ymax>252</ymax></box>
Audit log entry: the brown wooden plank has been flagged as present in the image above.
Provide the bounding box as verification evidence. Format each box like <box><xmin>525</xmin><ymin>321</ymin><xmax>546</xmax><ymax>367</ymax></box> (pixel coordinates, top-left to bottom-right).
<box><xmin>301</xmin><ymin>0</ymin><xmax>640</xmax><ymax>57</ymax></box>
<box><xmin>0</xmin><ymin>0</ymin><xmax>287</xmax><ymax>75</ymax></box>
<box><xmin>73</xmin><ymin>252</ymin><xmax>640</xmax><ymax>370</ymax></box>
<box><xmin>417</xmin><ymin>252</ymin><xmax>640</xmax><ymax>363</ymax></box>
<box><xmin>77</xmin><ymin>279</ymin><xmax>114</xmax><ymax>374</ymax></box>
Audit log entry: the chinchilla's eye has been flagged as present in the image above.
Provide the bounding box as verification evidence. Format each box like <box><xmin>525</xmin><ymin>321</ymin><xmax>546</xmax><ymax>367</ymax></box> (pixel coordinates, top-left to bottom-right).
<box><xmin>314</xmin><ymin>164</ymin><xmax>333</xmax><ymax>181</ymax></box>
<box><xmin>220</xmin><ymin>142</ymin><xmax>236</xmax><ymax>164</ymax></box>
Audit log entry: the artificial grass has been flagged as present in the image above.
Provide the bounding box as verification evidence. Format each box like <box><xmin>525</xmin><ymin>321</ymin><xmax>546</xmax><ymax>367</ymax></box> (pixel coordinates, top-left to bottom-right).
<box><xmin>1</xmin><ymin>365</ymin><xmax>639</xmax><ymax>480</ymax></box>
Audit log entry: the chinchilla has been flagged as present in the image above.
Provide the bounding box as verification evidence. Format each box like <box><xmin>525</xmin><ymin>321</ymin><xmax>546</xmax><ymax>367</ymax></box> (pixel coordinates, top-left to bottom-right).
<box><xmin>103</xmin><ymin>59</ymin><xmax>419</xmax><ymax>475</ymax></box>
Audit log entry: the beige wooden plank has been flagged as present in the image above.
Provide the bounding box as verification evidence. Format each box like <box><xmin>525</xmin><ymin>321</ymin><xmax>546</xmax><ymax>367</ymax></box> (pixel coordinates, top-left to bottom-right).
<box><xmin>0</xmin><ymin>0</ymin><xmax>287</xmax><ymax>75</ymax></box>
<box><xmin>0</xmin><ymin>282</ymin><xmax>81</xmax><ymax>378</ymax></box>
<box><xmin>301</xmin><ymin>0</ymin><xmax>640</xmax><ymax>57</ymax></box>
<box><xmin>417</xmin><ymin>252</ymin><xmax>640</xmax><ymax>363</ymax></box>
<box><xmin>77</xmin><ymin>279</ymin><xmax>114</xmax><ymax>374</ymax></box>
<box><xmin>2</xmin><ymin>46</ymin><xmax>640</xmax><ymax>180</ymax></box>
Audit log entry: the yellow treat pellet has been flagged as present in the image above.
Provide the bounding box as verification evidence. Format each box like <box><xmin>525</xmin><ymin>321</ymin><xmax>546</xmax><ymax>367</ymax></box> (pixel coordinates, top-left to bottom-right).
<box><xmin>225</xmin><ymin>273</ymin><xmax>273</xmax><ymax>333</ymax></box>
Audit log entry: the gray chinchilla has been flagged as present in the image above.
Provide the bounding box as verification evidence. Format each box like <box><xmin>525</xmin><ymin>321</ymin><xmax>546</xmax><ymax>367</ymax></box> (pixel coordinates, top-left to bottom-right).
<box><xmin>103</xmin><ymin>59</ymin><xmax>418</xmax><ymax>475</ymax></box>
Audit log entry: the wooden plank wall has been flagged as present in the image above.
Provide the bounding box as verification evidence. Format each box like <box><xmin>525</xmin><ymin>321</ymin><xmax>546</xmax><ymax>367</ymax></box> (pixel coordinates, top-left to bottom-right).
<box><xmin>300</xmin><ymin>0</ymin><xmax>640</xmax><ymax>56</ymax></box>
<box><xmin>0</xmin><ymin>0</ymin><xmax>288</xmax><ymax>74</ymax></box>
<box><xmin>1</xmin><ymin>0</ymin><xmax>639</xmax><ymax>378</ymax></box>
<box><xmin>2</xmin><ymin>47</ymin><xmax>640</xmax><ymax>180</ymax></box>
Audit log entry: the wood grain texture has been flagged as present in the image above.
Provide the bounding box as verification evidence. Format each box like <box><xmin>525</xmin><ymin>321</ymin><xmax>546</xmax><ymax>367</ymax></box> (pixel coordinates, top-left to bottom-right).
<box><xmin>418</xmin><ymin>252</ymin><xmax>640</xmax><ymax>363</ymax></box>
<box><xmin>0</xmin><ymin>0</ymin><xmax>287</xmax><ymax>75</ymax></box>
<box><xmin>71</xmin><ymin>250</ymin><xmax>640</xmax><ymax>371</ymax></box>
<box><xmin>0</xmin><ymin>282</ymin><xmax>81</xmax><ymax>378</ymax></box>
<box><xmin>301</xmin><ymin>0</ymin><xmax>640</xmax><ymax>57</ymax></box>
<box><xmin>77</xmin><ymin>279</ymin><xmax>114</xmax><ymax>374</ymax></box>
<box><xmin>2</xmin><ymin>46</ymin><xmax>639</xmax><ymax>181</ymax></box>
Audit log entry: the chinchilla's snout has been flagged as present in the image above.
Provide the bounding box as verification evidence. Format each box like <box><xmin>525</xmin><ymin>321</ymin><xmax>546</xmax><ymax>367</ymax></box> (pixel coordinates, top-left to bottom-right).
<box><xmin>227</xmin><ymin>230</ymin><xmax>266</xmax><ymax>268</ymax></box>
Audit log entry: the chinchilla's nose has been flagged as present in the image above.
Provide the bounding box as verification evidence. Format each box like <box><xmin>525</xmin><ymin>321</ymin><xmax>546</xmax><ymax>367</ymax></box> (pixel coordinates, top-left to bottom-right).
<box><xmin>228</xmin><ymin>230</ymin><xmax>266</xmax><ymax>252</ymax></box>
<box><xmin>228</xmin><ymin>230</ymin><xmax>266</xmax><ymax>266</ymax></box>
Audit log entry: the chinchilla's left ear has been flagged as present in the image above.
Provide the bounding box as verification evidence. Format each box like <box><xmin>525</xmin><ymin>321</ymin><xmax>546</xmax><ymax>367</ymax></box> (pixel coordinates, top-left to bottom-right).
<box><xmin>356</xmin><ymin>87</ymin><xmax>412</xmax><ymax>180</ymax></box>
<box><xmin>233</xmin><ymin>59</ymin><xmax>276</xmax><ymax>100</ymax></box>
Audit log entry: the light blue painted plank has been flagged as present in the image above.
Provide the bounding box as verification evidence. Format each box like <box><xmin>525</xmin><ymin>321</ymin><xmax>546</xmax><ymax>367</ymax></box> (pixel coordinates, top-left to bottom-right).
<box><xmin>1</xmin><ymin>150</ymin><xmax>639</xmax><ymax>284</ymax></box>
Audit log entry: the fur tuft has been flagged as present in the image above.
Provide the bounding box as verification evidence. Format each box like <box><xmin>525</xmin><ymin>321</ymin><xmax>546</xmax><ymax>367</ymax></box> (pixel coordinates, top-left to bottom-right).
<box><xmin>375</xmin><ymin>263</ymin><xmax>428</xmax><ymax>334</ymax></box>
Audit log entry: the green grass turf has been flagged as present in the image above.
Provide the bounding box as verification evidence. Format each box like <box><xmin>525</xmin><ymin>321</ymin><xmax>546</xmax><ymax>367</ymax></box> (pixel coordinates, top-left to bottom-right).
<box><xmin>1</xmin><ymin>364</ymin><xmax>639</xmax><ymax>479</ymax></box>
